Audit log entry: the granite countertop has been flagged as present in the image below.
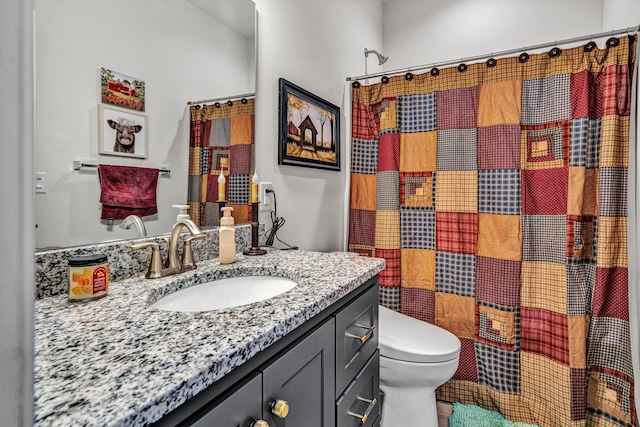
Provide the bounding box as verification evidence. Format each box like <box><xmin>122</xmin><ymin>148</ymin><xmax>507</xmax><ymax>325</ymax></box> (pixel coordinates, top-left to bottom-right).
<box><xmin>34</xmin><ymin>250</ymin><xmax>385</xmax><ymax>427</ymax></box>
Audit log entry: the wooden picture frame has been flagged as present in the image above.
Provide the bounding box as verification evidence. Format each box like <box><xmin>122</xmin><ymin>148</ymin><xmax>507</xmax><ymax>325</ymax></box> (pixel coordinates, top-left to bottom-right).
<box><xmin>278</xmin><ymin>78</ymin><xmax>340</xmax><ymax>171</ymax></box>
<box><xmin>98</xmin><ymin>104</ymin><xmax>148</xmax><ymax>159</ymax></box>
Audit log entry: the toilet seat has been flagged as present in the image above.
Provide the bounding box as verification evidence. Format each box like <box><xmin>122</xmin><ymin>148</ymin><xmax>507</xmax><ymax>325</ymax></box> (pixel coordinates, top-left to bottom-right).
<box><xmin>379</xmin><ymin>305</ymin><xmax>460</xmax><ymax>363</ymax></box>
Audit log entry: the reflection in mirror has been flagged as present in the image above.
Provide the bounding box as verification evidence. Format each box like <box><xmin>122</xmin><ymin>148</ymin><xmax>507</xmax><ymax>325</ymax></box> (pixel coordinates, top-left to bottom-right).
<box><xmin>34</xmin><ymin>0</ymin><xmax>256</xmax><ymax>250</ymax></box>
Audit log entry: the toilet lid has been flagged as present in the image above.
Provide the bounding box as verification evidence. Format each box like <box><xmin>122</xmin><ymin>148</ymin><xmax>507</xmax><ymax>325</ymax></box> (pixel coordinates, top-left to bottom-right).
<box><xmin>378</xmin><ymin>305</ymin><xmax>461</xmax><ymax>363</ymax></box>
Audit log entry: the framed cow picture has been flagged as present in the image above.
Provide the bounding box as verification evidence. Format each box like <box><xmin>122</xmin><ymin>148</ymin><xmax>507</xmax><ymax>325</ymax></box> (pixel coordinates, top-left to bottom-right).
<box><xmin>98</xmin><ymin>104</ymin><xmax>148</xmax><ymax>159</ymax></box>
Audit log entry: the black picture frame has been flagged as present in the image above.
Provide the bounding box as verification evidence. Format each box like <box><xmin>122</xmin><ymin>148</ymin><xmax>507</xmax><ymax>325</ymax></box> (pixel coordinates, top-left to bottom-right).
<box><xmin>278</xmin><ymin>78</ymin><xmax>340</xmax><ymax>171</ymax></box>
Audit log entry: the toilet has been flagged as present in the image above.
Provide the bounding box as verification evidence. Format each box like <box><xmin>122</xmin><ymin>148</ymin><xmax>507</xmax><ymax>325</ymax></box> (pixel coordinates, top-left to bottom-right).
<box><xmin>378</xmin><ymin>305</ymin><xmax>461</xmax><ymax>427</ymax></box>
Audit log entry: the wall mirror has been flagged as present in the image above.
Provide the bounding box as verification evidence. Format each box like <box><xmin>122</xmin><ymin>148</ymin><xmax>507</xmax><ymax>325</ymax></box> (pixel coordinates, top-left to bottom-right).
<box><xmin>34</xmin><ymin>0</ymin><xmax>256</xmax><ymax>250</ymax></box>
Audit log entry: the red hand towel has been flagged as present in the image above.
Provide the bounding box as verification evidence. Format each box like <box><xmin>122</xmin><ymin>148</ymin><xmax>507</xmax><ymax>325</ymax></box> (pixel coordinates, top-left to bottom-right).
<box><xmin>98</xmin><ymin>165</ymin><xmax>159</xmax><ymax>220</ymax></box>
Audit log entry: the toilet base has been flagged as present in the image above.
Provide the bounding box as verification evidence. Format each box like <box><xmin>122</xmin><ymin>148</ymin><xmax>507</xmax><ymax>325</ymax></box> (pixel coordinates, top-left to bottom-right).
<box><xmin>379</xmin><ymin>355</ymin><xmax>459</xmax><ymax>427</ymax></box>
<box><xmin>380</xmin><ymin>381</ymin><xmax>438</xmax><ymax>427</ymax></box>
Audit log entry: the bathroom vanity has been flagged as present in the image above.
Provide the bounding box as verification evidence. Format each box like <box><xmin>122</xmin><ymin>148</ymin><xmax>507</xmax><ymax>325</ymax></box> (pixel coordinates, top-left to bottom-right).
<box><xmin>166</xmin><ymin>282</ymin><xmax>379</xmax><ymax>427</ymax></box>
<box><xmin>33</xmin><ymin>248</ymin><xmax>385</xmax><ymax>427</ymax></box>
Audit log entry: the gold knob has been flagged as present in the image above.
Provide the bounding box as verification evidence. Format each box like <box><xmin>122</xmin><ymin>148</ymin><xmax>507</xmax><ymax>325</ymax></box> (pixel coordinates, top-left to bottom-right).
<box><xmin>271</xmin><ymin>399</ymin><xmax>289</xmax><ymax>419</ymax></box>
<box><xmin>250</xmin><ymin>420</ymin><xmax>269</xmax><ymax>427</ymax></box>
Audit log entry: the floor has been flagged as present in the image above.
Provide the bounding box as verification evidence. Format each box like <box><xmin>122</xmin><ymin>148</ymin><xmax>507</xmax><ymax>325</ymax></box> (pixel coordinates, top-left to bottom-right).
<box><xmin>437</xmin><ymin>401</ymin><xmax>453</xmax><ymax>427</ymax></box>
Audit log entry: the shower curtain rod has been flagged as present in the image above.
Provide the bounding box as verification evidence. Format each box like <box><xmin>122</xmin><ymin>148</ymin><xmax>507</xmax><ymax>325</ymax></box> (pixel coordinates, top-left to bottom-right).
<box><xmin>346</xmin><ymin>25</ymin><xmax>640</xmax><ymax>82</ymax></box>
<box><xmin>187</xmin><ymin>92</ymin><xmax>255</xmax><ymax>106</ymax></box>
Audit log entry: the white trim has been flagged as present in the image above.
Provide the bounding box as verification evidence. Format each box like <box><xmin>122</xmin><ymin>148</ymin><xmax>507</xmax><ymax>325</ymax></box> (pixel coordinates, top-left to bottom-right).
<box><xmin>0</xmin><ymin>0</ymin><xmax>35</xmax><ymax>425</ymax></box>
<box><xmin>342</xmin><ymin>81</ymin><xmax>352</xmax><ymax>251</ymax></box>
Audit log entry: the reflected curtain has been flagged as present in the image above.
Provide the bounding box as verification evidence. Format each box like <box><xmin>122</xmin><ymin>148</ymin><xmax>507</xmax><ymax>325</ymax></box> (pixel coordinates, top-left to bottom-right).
<box><xmin>188</xmin><ymin>99</ymin><xmax>255</xmax><ymax>226</ymax></box>
<box><xmin>349</xmin><ymin>36</ymin><xmax>637</xmax><ymax>426</ymax></box>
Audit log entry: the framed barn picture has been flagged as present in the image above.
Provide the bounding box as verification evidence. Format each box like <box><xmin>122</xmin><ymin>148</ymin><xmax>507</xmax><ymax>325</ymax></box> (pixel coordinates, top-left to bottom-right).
<box><xmin>98</xmin><ymin>105</ymin><xmax>148</xmax><ymax>159</ymax></box>
<box><xmin>100</xmin><ymin>68</ymin><xmax>145</xmax><ymax>112</ymax></box>
<box><xmin>278</xmin><ymin>78</ymin><xmax>340</xmax><ymax>171</ymax></box>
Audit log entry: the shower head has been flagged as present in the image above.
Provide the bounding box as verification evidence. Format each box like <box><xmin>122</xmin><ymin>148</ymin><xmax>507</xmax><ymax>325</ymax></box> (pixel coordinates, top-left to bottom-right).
<box><xmin>364</xmin><ymin>48</ymin><xmax>388</xmax><ymax>65</ymax></box>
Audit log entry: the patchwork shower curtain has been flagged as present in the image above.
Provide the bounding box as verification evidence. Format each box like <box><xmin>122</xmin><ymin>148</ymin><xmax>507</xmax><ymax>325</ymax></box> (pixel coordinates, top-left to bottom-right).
<box><xmin>349</xmin><ymin>36</ymin><xmax>637</xmax><ymax>426</ymax></box>
<box><xmin>188</xmin><ymin>99</ymin><xmax>255</xmax><ymax>226</ymax></box>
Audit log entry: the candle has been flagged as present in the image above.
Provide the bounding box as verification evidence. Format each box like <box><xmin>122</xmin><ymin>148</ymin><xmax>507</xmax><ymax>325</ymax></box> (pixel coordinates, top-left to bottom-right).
<box><xmin>251</xmin><ymin>172</ymin><xmax>259</xmax><ymax>203</ymax></box>
<box><xmin>218</xmin><ymin>170</ymin><xmax>226</xmax><ymax>202</ymax></box>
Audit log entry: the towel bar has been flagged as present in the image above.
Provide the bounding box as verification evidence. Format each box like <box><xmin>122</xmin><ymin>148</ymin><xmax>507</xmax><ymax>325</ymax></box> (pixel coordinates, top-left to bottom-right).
<box><xmin>73</xmin><ymin>161</ymin><xmax>170</xmax><ymax>175</ymax></box>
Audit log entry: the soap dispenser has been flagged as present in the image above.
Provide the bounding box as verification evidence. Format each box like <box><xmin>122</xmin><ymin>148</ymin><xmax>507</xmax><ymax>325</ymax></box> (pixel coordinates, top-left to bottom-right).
<box><xmin>173</xmin><ymin>204</ymin><xmax>191</xmax><ymax>221</ymax></box>
<box><xmin>219</xmin><ymin>207</ymin><xmax>236</xmax><ymax>264</ymax></box>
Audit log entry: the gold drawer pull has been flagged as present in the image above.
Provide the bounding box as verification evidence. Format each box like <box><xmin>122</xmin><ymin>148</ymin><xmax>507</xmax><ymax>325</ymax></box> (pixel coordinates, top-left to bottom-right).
<box><xmin>346</xmin><ymin>324</ymin><xmax>376</xmax><ymax>344</ymax></box>
<box><xmin>355</xmin><ymin>323</ymin><xmax>376</xmax><ymax>331</ymax></box>
<box><xmin>271</xmin><ymin>399</ymin><xmax>289</xmax><ymax>419</ymax></box>
<box><xmin>347</xmin><ymin>397</ymin><xmax>378</xmax><ymax>424</ymax></box>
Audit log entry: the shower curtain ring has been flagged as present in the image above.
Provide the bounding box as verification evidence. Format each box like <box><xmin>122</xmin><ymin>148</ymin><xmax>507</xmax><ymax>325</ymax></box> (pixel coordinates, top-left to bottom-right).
<box><xmin>584</xmin><ymin>41</ymin><xmax>597</xmax><ymax>52</ymax></box>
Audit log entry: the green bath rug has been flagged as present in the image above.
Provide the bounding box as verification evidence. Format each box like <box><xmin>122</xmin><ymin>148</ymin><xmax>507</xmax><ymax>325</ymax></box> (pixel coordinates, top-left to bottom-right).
<box><xmin>448</xmin><ymin>402</ymin><xmax>540</xmax><ymax>427</ymax></box>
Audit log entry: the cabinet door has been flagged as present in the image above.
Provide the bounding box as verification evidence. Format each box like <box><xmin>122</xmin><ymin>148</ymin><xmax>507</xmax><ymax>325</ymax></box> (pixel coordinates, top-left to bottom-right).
<box><xmin>189</xmin><ymin>373</ymin><xmax>262</xmax><ymax>427</ymax></box>
<box><xmin>262</xmin><ymin>318</ymin><xmax>336</xmax><ymax>427</ymax></box>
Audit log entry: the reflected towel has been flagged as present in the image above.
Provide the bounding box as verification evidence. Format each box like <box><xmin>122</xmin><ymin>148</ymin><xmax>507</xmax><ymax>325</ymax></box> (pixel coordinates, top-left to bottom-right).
<box><xmin>99</xmin><ymin>164</ymin><xmax>158</xmax><ymax>220</ymax></box>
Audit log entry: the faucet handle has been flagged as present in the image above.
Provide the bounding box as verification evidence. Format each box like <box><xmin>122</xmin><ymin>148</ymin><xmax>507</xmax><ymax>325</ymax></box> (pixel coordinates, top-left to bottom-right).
<box><xmin>130</xmin><ymin>242</ymin><xmax>164</xmax><ymax>279</ymax></box>
<box><xmin>182</xmin><ymin>234</ymin><xmax>206</xmax><ymax>271</ymax></box>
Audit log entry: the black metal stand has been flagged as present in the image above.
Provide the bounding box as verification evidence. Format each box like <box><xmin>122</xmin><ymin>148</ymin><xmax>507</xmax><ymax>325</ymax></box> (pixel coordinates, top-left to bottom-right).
<box><xmin>243</xmin><ymin>202</ymin><xmax>266</xmax><ymax>256</ymax></box>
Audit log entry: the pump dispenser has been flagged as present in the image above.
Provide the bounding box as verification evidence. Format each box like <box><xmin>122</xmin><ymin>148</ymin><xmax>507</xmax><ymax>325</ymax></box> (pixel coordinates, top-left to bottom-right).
<box><xmin>219</xmin><ymin>207</ymin><xmax>236</xmax><ymax>264</ymax></box>
<box><xmin>173</xmin><ymin>204</ymin><xmax>190</xmax><ymax>221</ymax></box>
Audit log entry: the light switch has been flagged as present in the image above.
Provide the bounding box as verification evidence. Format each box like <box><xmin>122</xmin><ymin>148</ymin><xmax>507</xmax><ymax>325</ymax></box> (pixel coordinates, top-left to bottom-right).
<box><xmin>35</xmin><ymin>172</ymin><xmax>47</xmax><ymax>194</ymax></box>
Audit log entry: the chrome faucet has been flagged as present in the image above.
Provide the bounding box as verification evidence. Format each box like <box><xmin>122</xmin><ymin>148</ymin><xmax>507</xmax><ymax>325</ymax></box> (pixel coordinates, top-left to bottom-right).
<box><xmin>131</xmin><ymin>218</ymin><xmax>205</xmax><ymax>279</ymax></box>
<box><xmin>120</xmin><ymin>215</ymin><xmax>147</xmax><ymax>237</ymax></box>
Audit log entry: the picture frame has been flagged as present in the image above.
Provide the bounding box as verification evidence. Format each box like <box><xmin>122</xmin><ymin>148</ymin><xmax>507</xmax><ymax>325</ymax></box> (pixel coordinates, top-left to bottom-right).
<box><xmin>278</xmin><ymin>78</ymin><xmax>340</xmax><ymax>171</ymax></box>
<box><xmin>100</xmin><ymin>68</ymin><xmax>145</xmax><ymax>112</ymax></box>
<box><xmin>98</xmin><ymin>104</ymin><xmax>148</xmax><ymax>159</ymax></box>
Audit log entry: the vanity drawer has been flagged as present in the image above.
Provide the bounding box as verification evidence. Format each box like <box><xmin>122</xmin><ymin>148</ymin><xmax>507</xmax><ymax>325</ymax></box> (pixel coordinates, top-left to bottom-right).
<box><xmin>336</xmin><ymin>350</ymin><xmax>380</xmax><ymax>427</ymax></box>
<box><xmin>335</xmin><ymin>285</ymin><xmax>378</xmax><ymax>397</ymax></box>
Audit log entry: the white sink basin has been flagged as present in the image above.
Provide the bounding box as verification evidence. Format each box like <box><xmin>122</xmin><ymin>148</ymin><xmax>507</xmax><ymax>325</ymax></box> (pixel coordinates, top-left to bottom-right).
<box><xmin>151</xmin><ymin>276</ymin><xmax>298</xmax><ymax>312</ymax></box>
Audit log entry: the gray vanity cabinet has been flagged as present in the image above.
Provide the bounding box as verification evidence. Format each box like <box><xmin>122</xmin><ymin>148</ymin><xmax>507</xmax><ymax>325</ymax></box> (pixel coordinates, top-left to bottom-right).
<box><xmin>162</xmin><ymin>278</ymin><xmax>379</xmax><ymax>427</ymax></box>
<box><xmin>261</xmin><ymin>319</ymin><xmax>335</xmax><ymax>427</ymax></box>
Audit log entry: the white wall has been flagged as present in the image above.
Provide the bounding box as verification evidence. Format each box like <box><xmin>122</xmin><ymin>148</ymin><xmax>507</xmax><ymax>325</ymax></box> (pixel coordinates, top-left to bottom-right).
<box><xmin>603</xmin><ymin>0</ymin><xmax>640</xmax><ymax>30</ymax></box>
<box><xmin>254</xmin><ymin>0</ymin><xmax>383</xmax><ymax>251</ymax></box>
<box><xmin>35</xmin><ymin>0</ymin><xmax>253</xmax><ymax>248</ymax></box>
<box><xmin>383</xmin><ymin>0</ymin><xmax>604</xmax><ymax>73</ymax></box>
<box><xmin>0</xmin><ymin>0</ymin><xmax>34</xmax><ymax>424</ymax></box>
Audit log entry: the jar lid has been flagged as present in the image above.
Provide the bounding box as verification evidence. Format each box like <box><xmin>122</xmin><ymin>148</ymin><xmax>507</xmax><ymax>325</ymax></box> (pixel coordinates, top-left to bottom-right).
<box><xmin>68</xmin><ymin>254</ymin><xmax>108</xmax><ymax>266</ymax></box>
